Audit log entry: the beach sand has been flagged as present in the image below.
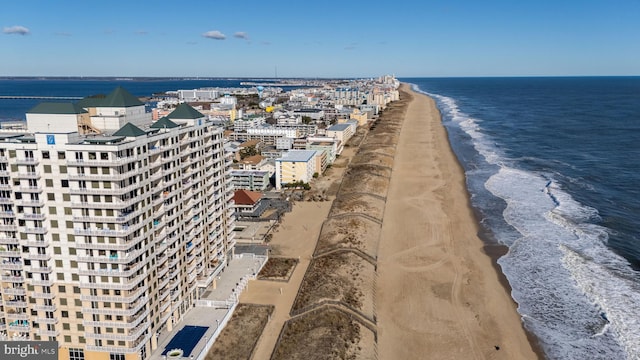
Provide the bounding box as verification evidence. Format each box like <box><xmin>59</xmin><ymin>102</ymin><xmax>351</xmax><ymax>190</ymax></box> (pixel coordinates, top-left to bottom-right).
<box><xmin>242</xmin><ymin>84</ymin><xmax>539</xmax><ymax>359</ymax></box>
<box><xmin>375</xmin><ymin>85</ymin><xmax>539</xmax><ymax>359</ymax></box>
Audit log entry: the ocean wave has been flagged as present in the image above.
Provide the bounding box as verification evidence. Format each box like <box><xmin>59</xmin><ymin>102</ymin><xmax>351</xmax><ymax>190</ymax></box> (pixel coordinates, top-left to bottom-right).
<box><xmin>414</xmin><ymin>85</ymin><xmax>637</xmax><ymax>359</ymax></box>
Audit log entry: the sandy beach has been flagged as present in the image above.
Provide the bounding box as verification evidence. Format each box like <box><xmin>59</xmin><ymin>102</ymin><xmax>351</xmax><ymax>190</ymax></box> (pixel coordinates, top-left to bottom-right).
<box><xmin>239</xmin><ymin>84</ymin><xmax>539</xmax><ymax>359</ymax></box>
<box><xmin>376</xmin><ymin>85</ymin><xmax>538</xmax><ymax>359</ymax></box>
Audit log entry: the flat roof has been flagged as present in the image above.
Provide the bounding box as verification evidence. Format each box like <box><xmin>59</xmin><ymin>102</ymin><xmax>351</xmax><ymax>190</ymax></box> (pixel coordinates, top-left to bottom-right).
<box><xmin>277</xmin><ymin>150</ymin><xmax>317</xmax><ymax>162</ymax></box>
<box><xmin>327</xmin><ymin>123</ymin><xmax>351</xmax><ymax>131</ymax></box>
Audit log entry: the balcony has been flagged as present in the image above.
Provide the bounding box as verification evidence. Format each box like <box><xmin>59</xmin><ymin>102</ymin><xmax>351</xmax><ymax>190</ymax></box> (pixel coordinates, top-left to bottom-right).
<box><xmin>15</xmin><ymin>157</ymin><xmax>39</xmax><ymax>165</ymax></box>
<box><xmin>23</xmin><ymin>265</ymin><xmax>52</xmax><ymax>273</ymax></box>
<box><xmin>66</xmin><ymin>156</ymin><xmax>139</xmax><ymax>167</ymax></box>
<box><xmin>67</xmin><ymin>172</ymin><xmax>128</xmax><ymax>181</ymax></box>
<box><xmin>0</xmin><ymin>261</ymin><xmax>23</xmax><ymax>271</ymax></box>
<box><xmin>76</xmin><ymin>248</ymin><xmax>144</xmax><ymax>264</ymax></box>
<box><xmin>78</xmin><ymin>260</ymin><xmax>144</xmax><ymax>278</ymax></box>
<box><xmin>22</xmin><ymin>227</ymin><xmax>48</xmax><ymax>234</ymax></box>
<box><xmin>70</xmin><ymin>196</ymin><xmax>139</xmax><ymax>210</ymax></box>
<box><xmin>32</xmin><ymin>304</ymin><xmax>56</xmax><ymax>312</ymax></box>
<box><xmin>83</xmin><ymin>308</ymin><xmax>149</xmax><ymax>329</ymax></box>
<box><xmin>80</xmin><ymin>284</ymin><xmax>147</xmax><ymax>303</ymax></box>
<box><xmin>1</xmin><ymin>275</ymin><xmax>24</xmax><ymax>283</ymax></box>
<box><xmin>73</xmin><ymin>222</ymin><xmax>144</xmax><ymax>237</ymax></box>
<box><xmin>36</xmin><ymin>317</ymin><xmax>58</xmax><ymax>325</ymax></box>
<box><xmin>30</xmin><ymin>292</ymin><xmax>55</xmax><ymax>299</ymax></box>
<box><xmin>37</xmin><ymin>329</ymin><xmax>59</xmax><ymax>337</ymax></box>
<box><xmin>157</xmin><ymin>265</ymin><xmax>169</xmax><ymax>279</ymax></box>
<box><xmin>0</xmin><ymin>224</ymin><xmax>18</xmax><ymax>232</ymax></box>
<box><xmin>23</xmin><ymin>253</ymin><xmax>51</xmax><ymax>261</ymax></box>
<box><xmin>187</xmin><ymin>271</ymin><xmax>197</xmax><ymax>284</ymax></box>
<box><xmin>2</xmin><ymin>287</ymin><xmax>27</xmax><ymax>296</ymax></box>
<box><xmin>85</xmin><ymin>319</ymin><xmax>149</xmax><ymax>342</ymax></box>
<box><xmin>17</xmin><ymin>185</ymin><xmax>42</xmax><ymax>193</ymax></box>
<box><xmin>17</xmin><ymin>213</ymin><xmax>47</xmax><ymax>220</ymax></box>
<box><xmin>0</xmin><ymin>211</ymin><xmax>15</xmax><ymax>218</ymax></box>
<box><xmin>83</xmin><ymin>298</ymin><xmax>148</xmax><ymax>317</ymax></box>
<box><xmin>79</xmin><ymin>273</ymin><xmax>145</xmax><ymax>291</ymax></box>
<box><xmin>8</xmin><ymin>323</ymin><xmax>29</xmax><ymax>332</ymax></box>
<box><xmin>72</xmin><ymin>213</ymin><xmax>135</xmax><ymax>224</ymax></box>
<box><xmin>69</xmin><ymin>181</ymin><xmax>145</xmax><ymax>196</ymax></box>
<box><xmin>76</xmin><ymin>241</ymin><xmax>134</xmax><ymax>251</ymax></box>
<box><xmin>0</xmin><ymin>250</ymin><xmax>21</xmax><ymax>257</ymax></box>
<box><xmin>0</xmin><ymin>237</ymin><xmax>20</xmax><ymax>245</ymax></box>
<box><xmin>29</xmin><ymin>278</ymin><xmax>55</xmax><ymax>287</ymax></box>
<box><xmin>25</xmin><ymin>240</ymin><xmax>49</xmax><ymax>248</ymax></box>
<box><xmin>5</xmin><ymin>300</ymin><xmax>28</xmax><ymax>308</ymax></box>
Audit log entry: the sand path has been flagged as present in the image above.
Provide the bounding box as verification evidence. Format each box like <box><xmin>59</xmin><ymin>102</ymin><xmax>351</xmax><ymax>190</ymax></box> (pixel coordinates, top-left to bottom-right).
<box><xmin>240</xmin><ymin>148</ymin><xmax>356</xmax><ymax>359</ymax></box>
<box><xmin>239</xmin><ymin>201</ymin><xmax>332</xmax><ymax>359</ymax></box>
<box><xmin>375</xmin><ymin>86</ymin><xmax>538</xmax><ymax>359</ymax></box>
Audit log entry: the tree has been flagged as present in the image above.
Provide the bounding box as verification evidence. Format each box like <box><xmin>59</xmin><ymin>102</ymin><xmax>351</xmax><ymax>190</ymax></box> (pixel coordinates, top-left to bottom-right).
<box><xmin>239</xmin><ymin>145</ymin><xmax>258</xmax><ymax>160</ymax></box>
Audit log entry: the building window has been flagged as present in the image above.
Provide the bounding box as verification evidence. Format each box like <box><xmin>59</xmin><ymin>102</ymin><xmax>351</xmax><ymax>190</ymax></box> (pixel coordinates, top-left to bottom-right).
<box><xmin>69</xmin><ymin>348</ymin><xmax>84</xmax><ymax>360</ymax></box>
<box><xmin>42</xmin><ymin>151</ymin><xmax>50</xmax><ymax>159</ymax></box>
<box><xmin>58</xmin><ymin>152</ymin><xmax>66</xmax><ymax>159</ymax></box>
<box><xmin>61</xmin><ymin>180</ymin><xmax>69</xmax><ymax>187</ymax></box>
<box><xmin>110</xmin><ymin>353</ymin><xmax>125</xmax><ymax>360</ymax></box>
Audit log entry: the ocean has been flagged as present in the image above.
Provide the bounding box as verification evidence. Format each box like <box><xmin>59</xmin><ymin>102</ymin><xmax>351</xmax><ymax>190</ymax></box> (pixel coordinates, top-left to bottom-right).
<box><xmin>404</xmin><ymin>77</ymin><xmax>640</xmax><ymax>360</ymax></box>
<box><xmin>0</xmin><ymin>78</ymin><xmax>253</xmax><ymax>122</ymax></box>
<box><xmin>1</xmin><ymin>77</ymin><xmax>639</xmax><ymax>359</ymax></box>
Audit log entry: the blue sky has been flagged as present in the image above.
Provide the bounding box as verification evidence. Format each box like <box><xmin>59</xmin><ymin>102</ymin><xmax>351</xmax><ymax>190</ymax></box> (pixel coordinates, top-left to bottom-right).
<box><xmin>1</xmin><ymin>0</ymin><xmax>639</xmax><ymax>78</ymax></box>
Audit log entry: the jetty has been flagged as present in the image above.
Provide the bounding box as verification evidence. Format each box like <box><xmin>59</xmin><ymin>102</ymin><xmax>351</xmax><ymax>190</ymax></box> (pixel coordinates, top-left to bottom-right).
<box><xmin>0</xmin><ymin>95</ymin><xmax>83</xmax><ymax>100</ymax></box>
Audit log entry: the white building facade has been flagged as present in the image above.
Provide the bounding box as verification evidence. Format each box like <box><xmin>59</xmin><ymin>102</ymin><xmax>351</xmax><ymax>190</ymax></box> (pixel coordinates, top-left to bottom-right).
<box><xmin>0</xmin><ymin>95</ymin><xmax>235</xmax><ymax>360</ymax></box>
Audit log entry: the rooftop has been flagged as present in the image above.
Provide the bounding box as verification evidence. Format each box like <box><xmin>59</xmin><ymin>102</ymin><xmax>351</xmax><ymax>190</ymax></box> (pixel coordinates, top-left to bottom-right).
<box><xmin>168</xmin><ymin>103</ymin><xmax>205</xmax><ymax>120</ymax></box>
<box><xmin>100</xmin><ymin>86</ymin><xmax>145</xmax><ymax>107</ymax></box>
<box><xmin>277</xmin><ymin>149</ymin><xmax>317</xmax><ymax>162</ymax></box>
<box><xmin>327</xmin><ymin>123</ymin><xmax>352</xmax><ymax>131</ymax></box>
<box><xmin>28</xmin><ymin>102</ymin><xmax>87</xmax><ymax>115</ymax></box>
<box><xmin>233</xmin><ymin>189</ymin><xmax>263</xmax><ymax>205</ymax></box>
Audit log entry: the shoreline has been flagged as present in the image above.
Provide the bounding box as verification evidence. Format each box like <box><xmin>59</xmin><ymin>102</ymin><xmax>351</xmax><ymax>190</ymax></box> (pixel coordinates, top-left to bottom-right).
<box><xmin>241</xmin><ymin>82</ymin><xmax>543</xmax><ymax>359</ymax></box>
<box><xmin>376</xmin><ymin>84</ymin><xmax>540</xmax><ymax>359</ymax></box>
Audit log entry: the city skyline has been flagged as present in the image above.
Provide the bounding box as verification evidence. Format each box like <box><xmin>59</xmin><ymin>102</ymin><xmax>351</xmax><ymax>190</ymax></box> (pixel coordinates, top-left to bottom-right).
<box><xmin>2</xmin><ymin>0</ymin><xmax>640</xmax><ymax>78</ymax></box>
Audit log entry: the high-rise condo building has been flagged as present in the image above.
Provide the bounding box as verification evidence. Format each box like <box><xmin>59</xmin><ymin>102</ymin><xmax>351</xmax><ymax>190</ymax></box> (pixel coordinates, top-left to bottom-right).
<box><xmin>0</xmin><ymin>87</ymin><xmax>235</xmax><ymax>360</ymax></box>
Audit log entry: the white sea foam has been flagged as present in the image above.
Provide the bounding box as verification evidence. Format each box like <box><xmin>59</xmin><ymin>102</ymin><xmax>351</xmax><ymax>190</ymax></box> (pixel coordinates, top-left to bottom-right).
<box><xmin>561</xmin><ymin>246</ymin><xmax>640</xmax><ymax>357</ymax></box>
<box><xmin>414</xmin><ymin>87</ymin><xmax>637</xmax><ymax>359</ymax></box>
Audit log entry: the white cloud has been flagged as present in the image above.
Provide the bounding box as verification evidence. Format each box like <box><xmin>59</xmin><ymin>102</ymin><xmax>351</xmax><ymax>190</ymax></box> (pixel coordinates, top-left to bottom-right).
<box><xmin>3</xmin><ymin>25</ymin><xmax>30</xmax><ymax>35</ymax></box>
<box><xmin>202</xmin><ymin>30</ymin><xmax>226</xmax><ymax>40</ymax></box>
<box><xmin>233</xmin><ymin>32</ymin><xmax>249</xmax><ymax>40</ymax></box>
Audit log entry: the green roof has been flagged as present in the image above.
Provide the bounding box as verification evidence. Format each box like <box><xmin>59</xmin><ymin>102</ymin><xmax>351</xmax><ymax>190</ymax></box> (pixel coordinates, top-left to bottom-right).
<box><xmin>168</xmin><ymin>103</ymin><xmax>205</xmax><ymax>120</ymax></box>
<box><xmin>28</xmin><ymin>102</ymin><xmax>88</xmax><ymax>115</ymax></box>
<box><xmin>100</xmin><ymin>87</ymin><xmax>144</xmax><ymax>107</ymax></box>
<box><xmin>112</xmin><ymin>123</ymin><xmax>147</xmax><ymax>137</ymax></box>
<box><xmin>76</xmin><ymin>94</ymin><xmax>107</xmax><ymax>109</ymax></box>
<box><xmin>150</xmin><ymin>117</ymin><xmax>180</xmax><ymax>129</ymax></box>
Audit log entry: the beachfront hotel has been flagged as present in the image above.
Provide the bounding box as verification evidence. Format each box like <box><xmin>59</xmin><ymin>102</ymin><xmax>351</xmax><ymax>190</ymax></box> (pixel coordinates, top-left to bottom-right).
<box><xmin>0</xmin><ymin>87</ymin><xmax>235</xmax><ymax>360</ymax></box>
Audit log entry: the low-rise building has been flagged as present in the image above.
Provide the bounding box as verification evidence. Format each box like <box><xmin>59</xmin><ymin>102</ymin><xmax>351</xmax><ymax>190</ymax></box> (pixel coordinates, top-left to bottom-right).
<box><xmin>275</xmin><ymin>150</ymin><xmax>318</xmax><ymax>190</ymax></box>
<box><xmin>326</xmin><ymin>122</ymin><xmax>356</xmax><ymax>145</ymax></box>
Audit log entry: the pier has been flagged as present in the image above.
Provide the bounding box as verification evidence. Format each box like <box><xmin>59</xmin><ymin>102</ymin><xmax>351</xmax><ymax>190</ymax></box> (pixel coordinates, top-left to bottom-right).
<box><xmin>0</xmin><ymin>95</ymin><xmax>83</xmax><ymax>100</ymax></box>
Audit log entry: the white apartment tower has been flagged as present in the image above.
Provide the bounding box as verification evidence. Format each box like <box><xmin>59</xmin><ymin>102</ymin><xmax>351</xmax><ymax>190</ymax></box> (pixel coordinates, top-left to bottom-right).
<box><xmin>0</xmin><ymin>87</ymin><xmax>235</xmax><ymax>360</ymax></box>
